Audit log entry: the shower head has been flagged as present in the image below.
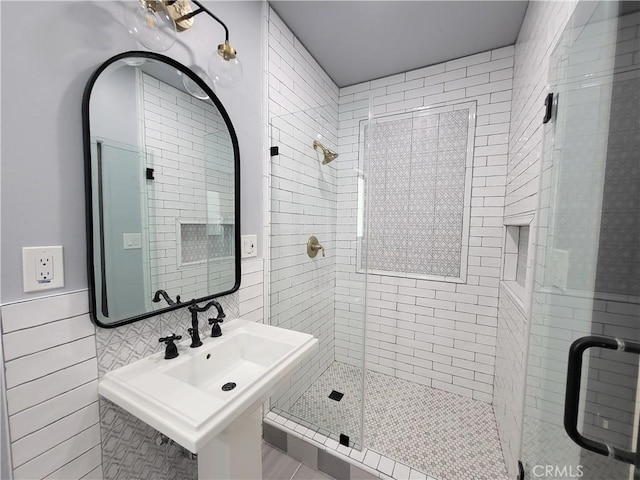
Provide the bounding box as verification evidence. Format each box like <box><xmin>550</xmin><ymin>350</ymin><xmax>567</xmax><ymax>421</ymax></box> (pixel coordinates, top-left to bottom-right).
<box><xmin>312</xmin><ymin>140</ymin><xmax>338</xmax><ymax>164</ymax></box>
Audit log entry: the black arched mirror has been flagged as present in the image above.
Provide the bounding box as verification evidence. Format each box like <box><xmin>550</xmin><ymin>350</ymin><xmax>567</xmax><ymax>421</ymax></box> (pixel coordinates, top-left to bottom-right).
<box><xmin>83</xmin><ymin>51</ymin><xmax>240</xmax><ymax>328</ymax></box>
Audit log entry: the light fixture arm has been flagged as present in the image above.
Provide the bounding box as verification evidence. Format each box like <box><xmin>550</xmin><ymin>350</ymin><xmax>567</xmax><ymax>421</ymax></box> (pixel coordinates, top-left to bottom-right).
<box><xmin>171</xmin><ymin>0</ymin><xmax>230</xmax><ymax>41</ymax></box>
<box><xmin>137</xmin><ymin>0</ymin><xmax>243</xmax><ymax>86</ymax></box>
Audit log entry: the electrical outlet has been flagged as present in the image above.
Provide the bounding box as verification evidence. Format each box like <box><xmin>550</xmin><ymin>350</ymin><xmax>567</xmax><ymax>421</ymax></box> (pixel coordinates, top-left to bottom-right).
<box><xmin>37</xmin><ymin>255</ymin><xmax>54</xmax><ymax>283</ymax></box>
<box><xmin>241</xmin><ymin>234</ymin><xmax>257</xmax><ymax>258</ymax></box>
<box><xmin>23</xmin><ymin>246</ymin><xmax>64</xmax><ymax>292</ymax></box>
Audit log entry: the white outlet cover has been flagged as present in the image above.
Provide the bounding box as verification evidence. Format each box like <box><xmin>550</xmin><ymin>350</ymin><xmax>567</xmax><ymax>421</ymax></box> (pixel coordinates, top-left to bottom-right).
<box><xmin>22</xmin><ymin>246</ymin><xmax>64</xmax><ymax>292</ymax></box>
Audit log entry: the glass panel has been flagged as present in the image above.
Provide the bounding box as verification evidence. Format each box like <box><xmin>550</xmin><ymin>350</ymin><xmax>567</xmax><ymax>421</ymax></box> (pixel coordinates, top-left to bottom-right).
<box><xmin>268</xmin><ymin>105</ymin><xmax>367</xmax><ymax>448</ymax></box>
<box><xmin>521</xmin><ymin>1</ymin><xmax>639</xmax><ymax>478</ymax></box>
<box><xmin>204</xmin><ymin>131</ymin><xmax>236</xmax><ymax>295</ymax></box>
<box><xmin>94</xmin><ymin>142</ymin><xmax>150</xmax><ymax>320</ymax></box>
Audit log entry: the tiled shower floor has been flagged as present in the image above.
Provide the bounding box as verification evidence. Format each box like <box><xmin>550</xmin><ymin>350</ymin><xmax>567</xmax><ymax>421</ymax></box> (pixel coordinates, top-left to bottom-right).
<box><xmin>287</xmin><ymin>362</ymin><xmax>508</xmax><ymax>480</ymax></box>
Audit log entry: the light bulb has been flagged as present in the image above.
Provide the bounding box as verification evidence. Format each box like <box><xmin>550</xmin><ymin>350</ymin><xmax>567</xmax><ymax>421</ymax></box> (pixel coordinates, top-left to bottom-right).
<box><xmin>180</xmin><ymin>69</ymin><xmax>212</xmax><ymax>100</ymax></box>
<box><xmin>122</xmin><ymin>57</ymin><xmax>147</xmax><ymax>67</ymax></box>
<box><xmin>125</xmin><ymin>1</ymin><xmax>177</xmax><ymax>52</ymax></box>
<box><xmin>208</xmin><ymin>49</ymin><xmax>243</xmax><ymax>89</ymax></box>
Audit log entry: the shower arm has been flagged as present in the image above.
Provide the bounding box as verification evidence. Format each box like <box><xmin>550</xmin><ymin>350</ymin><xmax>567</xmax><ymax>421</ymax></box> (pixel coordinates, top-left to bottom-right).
<box><xmin>312</xmin><ymin>140</ymin><xmax>338</xmax><ymax>164</ymax></box>
<box><xmin>312</xmin><ymin>140</ymin><xmax>329</xmax><ymax>155</ymax></box>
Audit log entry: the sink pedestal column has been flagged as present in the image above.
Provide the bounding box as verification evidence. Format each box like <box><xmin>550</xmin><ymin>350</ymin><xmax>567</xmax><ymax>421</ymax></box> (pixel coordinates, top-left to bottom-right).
<box><xmin>197</xmin><ymin>405</ymin><xmax>263</xmax><ymax>480</ymax></box>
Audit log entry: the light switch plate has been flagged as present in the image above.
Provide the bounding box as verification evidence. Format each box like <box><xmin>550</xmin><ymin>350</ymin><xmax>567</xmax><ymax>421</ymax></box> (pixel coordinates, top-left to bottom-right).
<box><xmin>241</xmin><ymin>235</ymin><xmax>257</xmax><ymax>258</ymax></box>
<box><xmin>123</xmin><ymin>233</ymin><xmax>142</xmax><ymax>250</ymax></box>
<box><xmin>22</xmin><ymin>246</ymin><xmax>64</xmax><ymax>292</ymax></box>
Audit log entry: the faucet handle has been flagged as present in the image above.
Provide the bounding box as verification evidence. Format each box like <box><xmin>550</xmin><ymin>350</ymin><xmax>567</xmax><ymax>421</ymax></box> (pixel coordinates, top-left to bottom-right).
<box><xmin>159</xmin><ymin>334</ymin><xmax>182</xmax><ymax>342</ymax></box>
<box><xmin>208</xmin><ymin>317</ymin><xmax>223</xmax><ymax>337</ymax></box>
<box><xmin>159</xmin><ymin>334</ymin><xmax>182</xmax><ymax>359</ymax></box>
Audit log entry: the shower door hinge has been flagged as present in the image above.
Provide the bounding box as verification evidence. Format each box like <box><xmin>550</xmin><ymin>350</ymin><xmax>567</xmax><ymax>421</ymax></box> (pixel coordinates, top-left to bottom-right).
<box><xmin>339</xmin><ymin>434</ymin><xmax>350</xmax><ymax>447</ymax></box>
<box><xmin>270</xmin><ymin>146</ymin><xmax>279</xmax><ymax>156</ymax></box>
<box><xmin>542</xmin><ymin>93</ymin><xmax>554</xmax><ymax>124</ymax></box>
<box><xmin>517</xmin><ymin>460</ymin><xmax>525</xmax><ymax>479</ymax></box>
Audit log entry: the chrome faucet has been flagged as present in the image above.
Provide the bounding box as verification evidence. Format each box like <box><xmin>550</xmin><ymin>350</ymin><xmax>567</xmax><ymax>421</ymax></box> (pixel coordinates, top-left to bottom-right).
<box><xmin>187</xmin><ymin>300</ymin><xmax>226</xmax><ymax>346</ymax></box>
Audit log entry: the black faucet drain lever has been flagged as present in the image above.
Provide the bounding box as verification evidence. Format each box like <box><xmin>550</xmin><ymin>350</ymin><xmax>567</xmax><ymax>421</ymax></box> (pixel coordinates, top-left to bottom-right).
<box><xmin>159</xmin><ymin>334</ymin><xmax>182</xmax><ymax>359</ymax></box>
<box><xmin>208</xmin><ymin>317</ymin><xmax>224</xmax><ymax>337</ymax></box>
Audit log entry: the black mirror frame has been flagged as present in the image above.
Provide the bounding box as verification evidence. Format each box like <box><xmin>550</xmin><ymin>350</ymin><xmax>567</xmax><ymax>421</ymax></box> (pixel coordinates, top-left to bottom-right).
<box><xmin>82</xmin><ymin>51</ymin><xmax>241</xmax><ymax>329</ymax></box>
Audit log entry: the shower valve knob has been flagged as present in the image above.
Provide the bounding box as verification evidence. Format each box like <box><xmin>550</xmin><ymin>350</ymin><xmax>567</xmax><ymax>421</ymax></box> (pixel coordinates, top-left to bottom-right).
<box><xmin>307</xmin><ymin>236</ymin><xmax>325</xmax><ymax>258</ymax></box>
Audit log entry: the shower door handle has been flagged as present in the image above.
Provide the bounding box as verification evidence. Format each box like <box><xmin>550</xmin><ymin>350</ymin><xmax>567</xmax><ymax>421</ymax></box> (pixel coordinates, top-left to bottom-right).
<box><xmin>564</xmin><ymin>335</ymin><xmax>640</xmax><ymax>465</ymax></box>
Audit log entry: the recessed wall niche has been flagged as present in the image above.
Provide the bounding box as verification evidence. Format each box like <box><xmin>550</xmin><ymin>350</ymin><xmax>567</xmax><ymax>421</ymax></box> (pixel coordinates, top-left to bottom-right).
<box><xmin>502</xmin><ymin>222</ymin><xmax>531</xmax><ymax>304</ymax></box>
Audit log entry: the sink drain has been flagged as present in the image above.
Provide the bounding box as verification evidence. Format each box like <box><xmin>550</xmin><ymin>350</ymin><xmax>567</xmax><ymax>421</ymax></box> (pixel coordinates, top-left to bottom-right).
<box><xmin>221</xmin><ymin>382</ymin><xmax>236</xmax><ymax>391</ymax></box>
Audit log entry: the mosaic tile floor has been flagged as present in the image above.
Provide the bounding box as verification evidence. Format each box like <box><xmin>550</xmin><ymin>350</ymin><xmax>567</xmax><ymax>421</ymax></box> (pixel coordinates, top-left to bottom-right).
<box><xmin>288</xmin><ymin>362</ymin><xmax>508</xmax><ymax>480</ymax></box>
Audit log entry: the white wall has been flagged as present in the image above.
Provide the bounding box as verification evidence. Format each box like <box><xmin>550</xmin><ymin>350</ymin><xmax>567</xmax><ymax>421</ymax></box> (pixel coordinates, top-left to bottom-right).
<box><xmin>0</xmin><ymin>0</ymin><xmax>264</xmax><ymax>303</ymax></box>
<box><xmin>336</xmin><ymin>47</ymin><xmax>515</xmax><ymax>403</ymax></box>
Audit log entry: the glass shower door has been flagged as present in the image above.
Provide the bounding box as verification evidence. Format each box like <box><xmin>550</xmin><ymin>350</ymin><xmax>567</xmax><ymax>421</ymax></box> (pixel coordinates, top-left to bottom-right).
<box><xmin>521</xmin><ymin>1</ymin><xmax>639</xmax><ymax>478</ymax></box>
<box><xmin>268</xmin><ymin>106</ymin><xmax>367</xmax><ymax>449</ymax></box>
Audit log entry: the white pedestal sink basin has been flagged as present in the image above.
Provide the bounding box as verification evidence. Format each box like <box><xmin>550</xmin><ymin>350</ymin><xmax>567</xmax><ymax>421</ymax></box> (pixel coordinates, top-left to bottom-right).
<box><xmin>99</xmin><ymin>318</ymin><xmax>318</xmax><ymax>479</ymax></box>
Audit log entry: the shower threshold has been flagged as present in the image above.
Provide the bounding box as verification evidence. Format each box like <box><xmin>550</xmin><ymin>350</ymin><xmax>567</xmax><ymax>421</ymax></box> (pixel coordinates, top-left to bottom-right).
<box><xmin>265</xmin><ymin>362</ymin><xmax>508</xmax><ymax>480</ymax></box>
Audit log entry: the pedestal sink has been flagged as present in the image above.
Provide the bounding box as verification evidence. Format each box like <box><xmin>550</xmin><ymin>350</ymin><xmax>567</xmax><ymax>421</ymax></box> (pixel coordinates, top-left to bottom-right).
<box><xmin>99</xmin><ymin>318</ymin><xmax>318</xmax><ymax>479</ymax></box>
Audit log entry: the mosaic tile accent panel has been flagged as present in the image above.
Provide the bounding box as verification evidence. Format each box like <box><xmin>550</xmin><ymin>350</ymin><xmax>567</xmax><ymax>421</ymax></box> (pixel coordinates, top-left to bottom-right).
<box><xmin>96</xmin><ymin>295</ymin><xmax>239</xmax><ymax>378</ymax></box>
<box><xmin>180</xmin><ymin>223</ymin><xmax>234</xmax><ymax>264</ymax></box>
<box><xmin>362</xmin><ymin>108</ymin><xmax>472</xmax><ymax>278</ymax></box>
<box><xmin>287</xmin><ymin>362</ymin><xmax>508</xmax><ymax>480</ymax></box>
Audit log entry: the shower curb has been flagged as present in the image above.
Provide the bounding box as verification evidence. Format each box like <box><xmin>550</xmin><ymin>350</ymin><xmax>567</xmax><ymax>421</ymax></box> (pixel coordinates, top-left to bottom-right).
<box><xmin>263</xmin><ymin>412</ymin><xmax>440</xmax><ymax>480</ymax></box>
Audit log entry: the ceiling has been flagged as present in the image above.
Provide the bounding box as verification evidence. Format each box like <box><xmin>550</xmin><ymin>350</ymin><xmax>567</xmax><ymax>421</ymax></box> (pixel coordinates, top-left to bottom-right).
<box><xmin>269</xmin><ymin>1</ymin><xmax>529</xmax><ymax>87</ymax></box>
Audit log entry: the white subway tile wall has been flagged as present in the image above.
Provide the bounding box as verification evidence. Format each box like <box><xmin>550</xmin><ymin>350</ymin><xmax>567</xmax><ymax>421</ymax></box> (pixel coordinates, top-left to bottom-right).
<box><xmin>336</xmin><ymin>46</ymin><xmax>515</xmax><ymax>402</ymax></box>
<box><xmin>2</xmin><ymin>291</ymin><xmax>102</xmax><ymax>480</ymax></box>
<box><xmin>493</xmin><ymin>2</ymin><xmax>579</xmax><ymax>475</ymax></box>
<box><xmin>141</xmin><ymin>72</ymin><xmax>236</xmax><ymax>300</ymax></box>
<box><xmin>267</xmin><ymin>7</ymin><xmax>344</xmax><ymax>412</ymax></box>
<box><xmin>493</xmin><ymin>287</ymin><xmax>527</xmax><ymax>476</ymax></box>
<box><xmin>1</xmin><ymin>258</ymin><xmax>263</xmax><ymax>480</ymax></box>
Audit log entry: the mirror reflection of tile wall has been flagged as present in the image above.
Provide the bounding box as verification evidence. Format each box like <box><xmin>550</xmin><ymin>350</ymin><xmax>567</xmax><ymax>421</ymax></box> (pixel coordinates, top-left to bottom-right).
<box><xmin>140</xmin><ymin>73</ymin><xmax>235</xmax><ymax>300</ymax></box>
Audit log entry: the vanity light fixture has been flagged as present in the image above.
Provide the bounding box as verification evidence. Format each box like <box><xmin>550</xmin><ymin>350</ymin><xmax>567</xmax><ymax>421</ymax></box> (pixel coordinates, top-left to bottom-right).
<box><xmin>127</xmin><ymin>0</ymin><xmax>243</xmax><ymax>88</ymax></box>
<box><xmin>126</xmin><ymin>1</ymin><xmax>177</xmax><ymax>52</ymax></box>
